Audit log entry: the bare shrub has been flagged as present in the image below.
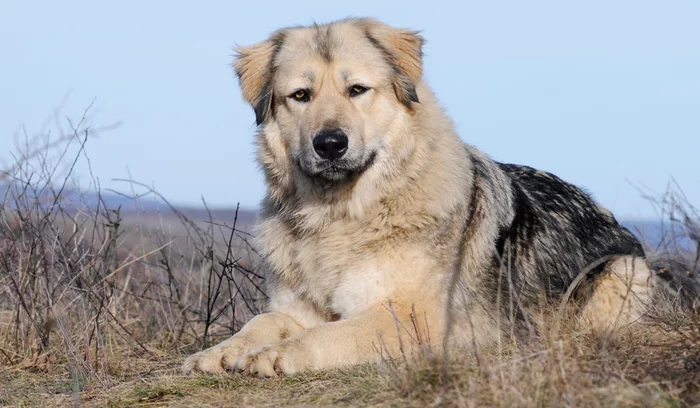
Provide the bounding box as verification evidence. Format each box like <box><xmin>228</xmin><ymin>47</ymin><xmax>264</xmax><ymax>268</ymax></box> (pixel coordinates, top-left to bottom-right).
<box><xmin>631</xmin><ymin>180</ymin><xmax>700</xmax><ymax>313</ymax></box>
<box><xmin>0</xmin><ymin>103</ymin><xmax>266</xmax><ymax>391</ymax></box>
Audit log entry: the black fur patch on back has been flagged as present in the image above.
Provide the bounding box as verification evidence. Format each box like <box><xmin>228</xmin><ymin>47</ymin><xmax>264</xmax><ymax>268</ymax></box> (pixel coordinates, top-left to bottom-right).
<box><xmin>494</xmin><ymin>163</ymin><xmax>644</xmax><ymax>307</ymax></box>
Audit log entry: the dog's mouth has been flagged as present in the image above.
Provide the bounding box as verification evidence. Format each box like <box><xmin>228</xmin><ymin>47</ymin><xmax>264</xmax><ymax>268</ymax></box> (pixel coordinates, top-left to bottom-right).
<box><xmin>297</xmin><ymin>151</ymin><xmax>377</xmax><ymax>183</ymax></box>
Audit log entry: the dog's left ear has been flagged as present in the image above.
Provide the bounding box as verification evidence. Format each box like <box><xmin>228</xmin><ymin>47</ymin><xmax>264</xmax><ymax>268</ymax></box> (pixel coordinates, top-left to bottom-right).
<box><xmin>233</xmin><ymin>32</ymin><xmax>285</xmax><ymax>126</ymax></box>
<box><xmin>361</xmin><ymin>19</ymin><xmax>424</xmax><ymax>107</ymax></box>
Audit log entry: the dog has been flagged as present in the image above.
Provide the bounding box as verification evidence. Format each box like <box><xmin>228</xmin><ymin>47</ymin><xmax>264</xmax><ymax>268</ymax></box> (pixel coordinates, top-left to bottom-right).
<box><xmin>182</xmin><ymin>17</ymin><xmax>656</xmax><ymax>378</ymax></box>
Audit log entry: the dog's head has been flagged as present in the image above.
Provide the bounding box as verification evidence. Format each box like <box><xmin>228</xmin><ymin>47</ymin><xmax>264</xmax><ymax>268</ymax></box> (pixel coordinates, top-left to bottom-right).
<box><xmin>233</xmin><ymin>18</ymin><xmax>424</xmax><ymax>191</ymax></box>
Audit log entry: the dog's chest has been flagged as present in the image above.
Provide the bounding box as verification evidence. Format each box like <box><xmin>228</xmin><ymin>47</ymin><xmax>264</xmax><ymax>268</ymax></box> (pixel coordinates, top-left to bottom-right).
<box><xmin>293</xmin><ymin>233</ymin><xmax>394</xmax><ymax>317</ymax></box>
<box><xmin>257</xmin><ymin>216</ymin><xmax>402</xmax><ymax>317</ymax></box>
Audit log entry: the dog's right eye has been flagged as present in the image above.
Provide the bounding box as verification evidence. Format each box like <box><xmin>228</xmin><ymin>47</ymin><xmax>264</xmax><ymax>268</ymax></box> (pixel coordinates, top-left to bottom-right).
<box><xmin>289</xmin><ymin>89</ymin><xmax>310</xmax><ymax>102</ymax></box>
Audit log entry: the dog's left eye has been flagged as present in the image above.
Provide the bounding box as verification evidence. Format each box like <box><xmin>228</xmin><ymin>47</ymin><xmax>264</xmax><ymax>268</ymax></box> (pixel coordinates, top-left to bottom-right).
<box><xmin>349</xmin><ymin>85</ymin><xmax>369</xmax><ymax>97</ymax></box>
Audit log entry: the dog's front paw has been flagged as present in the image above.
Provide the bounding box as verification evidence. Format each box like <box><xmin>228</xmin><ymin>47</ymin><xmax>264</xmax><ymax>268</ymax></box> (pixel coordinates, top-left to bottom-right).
<box><xmin>182</xmin><ymin>338</ymin><xmax>251</xmax><ymax>375</ymax></box>
<box><xmin>231</xmin><ymin>342</ymin><xmax>311</xmax><ymax>378</ymax></box>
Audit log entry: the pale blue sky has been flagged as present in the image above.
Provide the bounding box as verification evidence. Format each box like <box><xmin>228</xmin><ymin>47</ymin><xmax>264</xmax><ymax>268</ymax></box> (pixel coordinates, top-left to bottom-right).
<box><xmin>1</xmin><ymin>1</ymin><xmax>698</xmax><ymax>219</ymax></box>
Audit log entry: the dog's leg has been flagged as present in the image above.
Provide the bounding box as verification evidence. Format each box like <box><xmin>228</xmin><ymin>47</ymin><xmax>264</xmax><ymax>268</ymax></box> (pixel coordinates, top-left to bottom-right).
<box><xmin>230</xmin><ymin>300</ymin><xmax>440</xmax><ymax>378</ymax></box>
<box><xmin>579</xmin><ymin>255</ymin><xmax>655</xmax><ymax>332</ymax></box>
<box><xmin>182</xmin><ymin>286</ymin><xmax>329</xmax><ymax>375</ymax></box>
<box><xmin>181</xmin><ymin>311</ymin><xmax>305</xmax><ymax>375</ymax></box>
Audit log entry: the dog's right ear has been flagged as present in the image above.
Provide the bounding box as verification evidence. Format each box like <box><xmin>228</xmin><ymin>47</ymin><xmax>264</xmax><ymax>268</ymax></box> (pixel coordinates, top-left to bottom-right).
<box><xmin>233</xmin><ymin>32</ymin><xmax>285</xmax><ymax>126</ymax></box>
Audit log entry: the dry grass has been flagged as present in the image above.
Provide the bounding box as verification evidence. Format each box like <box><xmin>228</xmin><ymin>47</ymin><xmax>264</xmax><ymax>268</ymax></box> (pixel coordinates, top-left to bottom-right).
<box><xmin>2</xmin><ymin>106</ymin><xmax>699</xmax><ymax>407</ymax></box>
<box><xmin>3</xmin><ymin>319</ymin><xmax>699</xmax><ymax>407</ymax></box>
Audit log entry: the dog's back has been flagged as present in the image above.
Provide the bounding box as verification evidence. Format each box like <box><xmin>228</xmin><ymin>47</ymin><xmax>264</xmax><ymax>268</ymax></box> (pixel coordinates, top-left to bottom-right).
<box><xmin>497</xmin><ymin>162</ymin><xmax>644</xmax><ymax>301</ymax></box>
<box><xmin>449</xmin><ymin>158</ymin><xmax>652</xmax><ymax>342</ymax></box>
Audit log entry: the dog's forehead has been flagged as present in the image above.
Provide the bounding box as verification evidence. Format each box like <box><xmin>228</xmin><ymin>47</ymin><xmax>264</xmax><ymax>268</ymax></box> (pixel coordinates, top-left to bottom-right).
<box><xmin>273</xmin><ymin>23</ymin><xmax>387</xmax><ymax>73</ymax></box>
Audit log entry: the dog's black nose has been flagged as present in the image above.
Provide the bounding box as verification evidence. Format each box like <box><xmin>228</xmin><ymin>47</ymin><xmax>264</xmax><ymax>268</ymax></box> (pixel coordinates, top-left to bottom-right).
<box><xmin>313</xmin><ymin>129</ymin><xmax>348</xmax><ymax>160</ymax></box>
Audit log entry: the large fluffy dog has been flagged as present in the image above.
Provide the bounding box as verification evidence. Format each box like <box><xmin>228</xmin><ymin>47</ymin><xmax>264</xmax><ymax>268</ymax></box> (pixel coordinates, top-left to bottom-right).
<box><xmin>183</xmin><ymin>17</ymin><xmax>655</xmax><ymax>377</ymax></box>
